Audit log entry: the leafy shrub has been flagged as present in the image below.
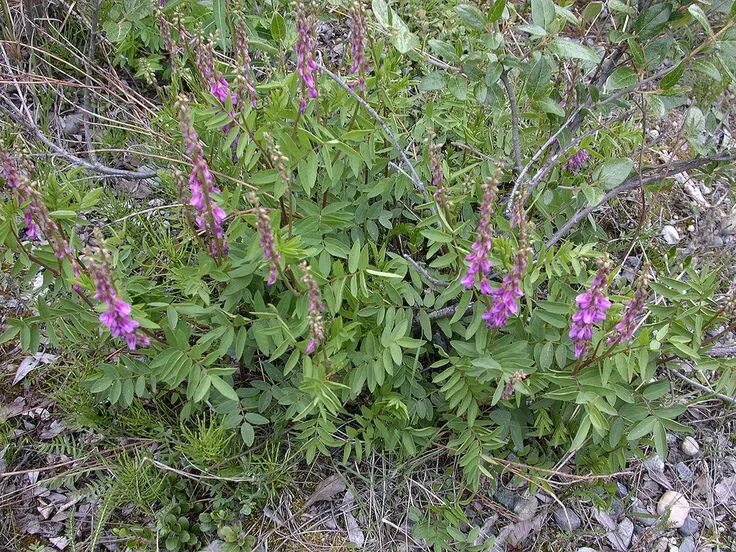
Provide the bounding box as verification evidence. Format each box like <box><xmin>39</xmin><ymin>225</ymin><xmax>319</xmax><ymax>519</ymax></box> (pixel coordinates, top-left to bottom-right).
<box><xmin>2</xmin><ymin>0</ymin><xmax>736</xmax><ymax>497</ymax></box>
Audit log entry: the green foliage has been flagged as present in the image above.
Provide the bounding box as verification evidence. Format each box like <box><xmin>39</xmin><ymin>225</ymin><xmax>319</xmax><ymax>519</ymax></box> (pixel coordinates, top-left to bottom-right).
<box><xmin>3</xmin><ymin>0</ymin><xmax>736</xmax><ymax>515</ymax></box>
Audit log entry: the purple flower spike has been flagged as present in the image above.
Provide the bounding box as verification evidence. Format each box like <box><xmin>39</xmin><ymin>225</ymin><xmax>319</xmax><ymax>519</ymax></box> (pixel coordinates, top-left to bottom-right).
<box><xmin>569</xmin><ymin>260</ymin><xmax>612</xmax><ymax>358</ymax></box>
<box><xmin>349</xmin><ymin>1</ymin><xmax>369</xmax><ymax>93</ymax></box>
<box><xmin>301</xmin><ymin>262</ymin><xmax>325</xmax><ymax>354</ymax></box>
<box><xmin>249</xmin><ymin>192</ymin><xmax>281</xmax><ymax>286</ymax></box>
<box><xmin>0</xmin><ymin>151</ymin><xmax>76</xmax><ymax>264</ymax></box>
<box><xmin>89</xmin><ymin>244</ymin><xmax>149</xmax><ymax>350</ymax></box>
<box><xmin>462</xmin><ymin>176</ymin><xmax>498</xmax><ymax>294</ymax></box>
<box><xmin>565</xmin><ymin>149</ymin><xmax>590</xmax><ymax>174</ymax></box>
<box><xmin>483</xmin><ymin>246</ymin><xmax>531</xmax><ymax>328</ymax></box>
<box><xmin>295</xmin><ymin>0</ymin><xmax>319</xmax><ymax>111</ymax></box>
<box><xmin>608</xmin><ymin>264</ymin><xmax>651</xmax><ymax>344</ymax></box>
<box><xmin>234</xmin><ymin>13</ymin><xmax>258</xmax><ymax>108</ymax></box>
<box><xmin>176</xmin><ymin>97</ymin><xmax>228</xmax><ymax>258</ymax></box>
<box><xmin>210</xmin><ymin>77</ymin><xmax>235</xmax><ymax>104</ymax></box>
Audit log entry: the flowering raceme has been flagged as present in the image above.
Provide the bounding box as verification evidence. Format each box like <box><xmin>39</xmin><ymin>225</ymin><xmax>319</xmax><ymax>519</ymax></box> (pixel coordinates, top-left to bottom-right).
<box><xmin>0</xmin><ymin>152</ymin><xmax>74</xmax><ymax>262</ymax></box>
<box><xmin>234</xmin><ymin>12</ymin><xmax>258</xmax><ymax>109</ymax></box>
<box><xmin>349</xmin><ymin>1</ymin><xmax>369</xmax><ymax>93</ymax></box>
<box><xmin>461</xmin><ymin>176</ymin><xmax>498</xmax><ymax>294</ymax></box>
<box><xmin>176</xmin><ymin>97</ymin><xmax>228</xmax><ymax>257</ymax></box>
<box><xmin>89</xmin><ymin>244</ymin><xmax>149</xmax><ymax>350</ymax></box>
<box><xmin>301</xmin><ymin>263</ymin><xmax>325</xmax><ymax>354</ymax></box>
<box><xmin>608</xmin><ymin>263</ymin><xmax>651</xmax><ymax>344</ymax></box>
<box><xmin>194</xmin><ymin>37</ymin><xmax>235</xmax><ymax>105</ymax></box>
<box><xmin>569</xmin><ymin>260</ymin><xmax>612</xmax><ymax>358</ymax></box>
<box><xmin>295</xmin><ymin>0</ymin><xmax>318</xmax><ymax>112</ymax></box>
<box><xmin>249</xmin><ymin>193</ymin><xmax>280</xmax><ymax>285</ymax></box>
<box><xmin>565</xmin><ymin>149</ymin><xmax>590</xmax><ymax>174</ymax></box>
<box><xmin>483</xmin><ymin>223</ymin><xmax>531</xmax><ymax>328</ymax></box>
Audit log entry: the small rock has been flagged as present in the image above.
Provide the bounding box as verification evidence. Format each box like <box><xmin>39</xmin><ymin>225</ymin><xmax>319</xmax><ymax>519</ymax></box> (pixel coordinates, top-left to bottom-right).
<box><xmin>681</xmin><ymin>436</ymin><xmax>699</xmax><ymax>457</ymax></box>
<box><xmin>616</xmin><ymin>482</ymin><xmax>628</xmax><ymax>498</ymax></box>
<box><xmin>494</xmin><ymin>487</ymin><xmax>517</xmax><ymax>510</ymax></box>
<box><xmin>553</xmin><ymin>507</ymin><xmax>581</xmax><ymax>532</ymax></box>
<box><xmin>662</xmin><ymin>225</ymin><xmax>680</xmax><ymax>245</ymax></box>
<box><xmin>632</xmin><ymin>505</ymin><xmax>658</xmax><ymax>527</ymax></box>
<box><xmin>678</xmin><ymin>536</ymin><xmax>696</xmax><ymax>552</ymax></box>
<box><xmin>644</xmin><ymin>455</ymin><xmax>665</xmax><ymax>473</ymax></box>
<box><xmin>595</xmin><ymin>507</ymin><xmax>618</xmax><ymax>530</ymax></box>
<box><xmin>657</xmin><ymin>491</ymin><xmax>690</xmax><ymax>528</ymax></box>
<box><xmin>610</xmin><ymin>499</ymin><xmax>625</xmax><ymax>519</ymax></box>
<box><xmin>472</xmin><ymin>515</ymin><xmax>498</xmax><ymax>546</ymax></box>
<box><xmin>678</xmin><ymin>515</ymin><xmax>699</xmax><ymax>536</ymax></box>
<box><xmin>675</xmin><ymin>462</ymin><xmax>694</xmax><ymax>482</ymax></box>
<box><xmin>607</xmin><ymin>518</ymin><xmax>634</xmax><ymax>551</ymax></box>
<box><xmin>513</xmin><ymin>495</ymin><xmax>538</xmax><ymax>521</ymax></box>
<box><xmin>577</xmin><ymin>548</ymin><xmax>599</xmax><ymax>552</ymax></box>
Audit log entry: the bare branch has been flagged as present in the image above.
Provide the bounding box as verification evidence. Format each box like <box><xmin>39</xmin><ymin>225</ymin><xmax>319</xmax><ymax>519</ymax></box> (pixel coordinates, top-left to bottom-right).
<box><xmin>544</xmin><ymin>155</ymin><xmax>735</xmax><ymax>248</ymax></box>
<box><xmin>0</xmin><ymin>100</ymin><xmax>158</xmax><ymax>180</ymax></box>
<box><xmin>669</xmin><ymin>366</ymin><xmax>736</xmax><ymax>406</ymax></box>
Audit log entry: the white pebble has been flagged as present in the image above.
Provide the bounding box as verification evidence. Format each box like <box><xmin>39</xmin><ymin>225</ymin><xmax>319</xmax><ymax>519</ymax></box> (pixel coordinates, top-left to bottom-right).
<box><xmin>656</xmin><ymin>491</ymin><xmax>690</xmax><ymax>528</ymax></box>
<box><xmin>681</xmin><ymin>436</ymin><xmax>699</xmax><ymax>456</ymax></box>
<box><xmin>661</xmin><ymin>225</ymin><xmax>680</xmax><ymax>245</ymax></box>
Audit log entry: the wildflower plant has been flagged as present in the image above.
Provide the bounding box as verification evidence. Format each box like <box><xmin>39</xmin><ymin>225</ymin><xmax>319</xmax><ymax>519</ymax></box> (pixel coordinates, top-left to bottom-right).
<box><xmin>3</xmin><ymin>0</ymin><xmax>736</xmax><ymax>508</ymax></box>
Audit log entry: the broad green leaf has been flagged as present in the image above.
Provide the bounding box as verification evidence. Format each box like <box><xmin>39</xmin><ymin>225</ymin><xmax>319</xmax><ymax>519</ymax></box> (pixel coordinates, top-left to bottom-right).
<box><xmin>605</xmin><ymin>67</ymin><xmax>637</xmax><ymax>91</ymax></box>
<box><xmin>531</xmin><ymin>0</ymin><xmax>556</xmax><ymax>31</ymax></box>
<box><xmin>419</xmin><ymin>72</ymin><xmax>447</xmax><ymax>91</ymax></box>
<box><xmin>594</xmin><ymin>157</ymin><xmax>633</xmax><ymax>189</ymax></box>
<box><xmin>549</xmin><ymin>39</ymin><xmax>602</xmax><ymax>63</ymax></box>
<box><xmin>455</xmin><ymin>4</ymin><xmax>486</xmax><ymax>30</ymax></box>
<box><xmin>212</xmin><ymin>0</ymin><xmax>228</xmax><ymax>50</ymax></box>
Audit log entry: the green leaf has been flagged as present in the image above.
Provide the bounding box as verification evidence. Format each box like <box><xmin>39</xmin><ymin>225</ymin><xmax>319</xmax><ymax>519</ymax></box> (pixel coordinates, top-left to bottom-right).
<box><xmin>692</xmin><ymin>59</ymin><xmax>721</xmax><ymax>82</ymax></box>
<box><xmin>489</xmin><ymin>0</ymin><xmax>506</xmax><ymax>21</ymax></box>
<box><xmin>634</xmin><ymin>3</ymin><xmax>671</xmax><ymax>39</ymax></box>
<box><xmin>372</xmin><ymin>0</ymin><xmax>418</xmax><ymax>53</ymax></box>
<box><xmin>531</xmin><ymin>0</ymin><xmax>556</xmax><ymax>31</ymax></box>
<box><xmin>628</xmin><ymin>416</ymin><xmax>656</xmax><ymax>440</ymax></box>
<box><xmin>533</xmin><ymin>97</ymin><xmax>565</xmax><ymax>116</ymax></box>
<box><xmin>210</xmin><ymin>375</ymin><xmax>238</xmax><ymax>401</ymax></box>
<box><xmin>595</xmin><ymin>157</ymin><xmax>633</xmax><ymax>189</ymax></box>
<box><xmin>455</xmin><ymin>4</ymin><xmax>486</xmax><ymax>30</ymax></box>
<box><xmin>569</xmin><ymin>416</ymin><xmax>591</xmax><ymax>451</ymax></box>
<box><xmin>448</xmin><ymin>76</ymin><xmax>468</xmax><ymax>100</ymax></box>
<box><xmin>244</xmin><ymin>412</ymin><xmax>269</xmax><ymax>425</ymax></box>
<box><xmin>419</xmin><ymin>72</ymin><xmax>447</xmax><ymax>91</ymax></box>
<box><xmin>241</xmin><ymin>422</ymin><xmax>255</xmax><ymax>446</ymax></box>
<box><xmin>687</xmin><ymin>5</ymin><xmax>712</xmax><ymax>35</ymax></box>
<box><xmin>660</xmin><ymin>62</ymin><xmax>684</xmax><ymax>90</ymax></box>
<box><xmin>549</xmin><ymin>39</ymin><xmax>602</xmax><ymax>63</ymax></box>
<box><xmin>348</xmin><ymin>240</ymin><xmax>361</xmax><ymax>273</ymax></box>
<box><xmin>605</xmin><ymin>67</ymin><xmax>637</xmax><ymax>91</ymax></box>
<box><xmin>270</xmin><ymin>12</ymin><xmax>286</xmax><ymax>41</ymax></box>
<box><xmin>80</xmin><ymin>188</ymin><xmax>104</xmax><ymax>210</ymax></box>
<box><xmin>212</xmin><ymin>0</ymin><xmax>228</xmax><ymax>51</ymax></box>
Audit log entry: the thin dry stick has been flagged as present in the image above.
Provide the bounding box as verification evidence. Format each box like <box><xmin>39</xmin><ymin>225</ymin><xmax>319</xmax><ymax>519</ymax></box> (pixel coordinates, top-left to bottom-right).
<box><xmin>545</xmin><ymin>155</ymin><xmax>736</xmax><ymax>248</ymax></box>
<box><xmin>669</xmin><ymin>367</ymin><xmax>736</xmax><ymax>406</ymax></box>
<box><xmin>0</xmin><ymin>101</ymin><xmax>157</xmax><ymax>179</ymax></box>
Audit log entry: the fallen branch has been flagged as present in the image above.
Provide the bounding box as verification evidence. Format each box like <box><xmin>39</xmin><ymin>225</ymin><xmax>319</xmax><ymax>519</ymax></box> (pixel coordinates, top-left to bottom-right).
<box><xmin>545</xmin><ymin>155</ymin><xmax>736</xmax><ymax>248</ymax></box>
<box><xmin>669</xmin><ymin>366</ymin><xmax>736</xmax><ymax>406</ymax></box>
<box><xmin>0</xmin><ymin>100</ymin><xmax>158</xmax><ymax>180</ymax></box>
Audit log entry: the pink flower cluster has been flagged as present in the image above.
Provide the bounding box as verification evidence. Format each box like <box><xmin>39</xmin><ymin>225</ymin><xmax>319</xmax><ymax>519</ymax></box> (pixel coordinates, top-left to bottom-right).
<box><xmin>565</xmin><ymin>149</ymin><xmax>590</xmax><ymax>174</ymax></box>
<box><xmin>176</xmin><ymin>98</ymin><xmax>228</xmax><ymax>257</ymax></box>
<box><xmin>89</xmin><ymin>246</ymin><xmax>149</xmax><ymax>350</ymax></box>
<box><xmin>249</xmin><ymin>193</ymin><xmax>280</xmax><ymax>285</ymax></box>
<box><xmin>349</xmin><ymin>1</ymin><xmax>369</xmax><ymax>93</ymax></box>
<box><xmin>570</xmin><ymin>260</ymin><xmax>611</xmax><ymax>358</ymax></box>
<box><xmin>301</xmin><ymin>262</ymin><xmax>325</xmax><ymax>354</ymax></box>
<box><xmin>483</xmin><ymin>245</ymin><xmax>531</xmax><ymax>328</ymax></box>
<box><xmin>295</xmin><ymin>0</ymin><xmax>319</xmax><ymax>112</ymax></box>
<box><xmin>194</xmin><ymin>37</ymin><xmax>236</xmax><ymax>106</ymax></box>
<box><xmin>608</xmin><ymin>264</ymin><xmax>650</xmax><ymax>344</ymax></box>
<box><xmin>461</xmin><ymin>177</ymin><xmax>498</xmax><ymax>294</ymax></box>
<box><xmin>0</xmin><ymin>152</ymin><xmax>74</xmax><ymax>262</ymax></box>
